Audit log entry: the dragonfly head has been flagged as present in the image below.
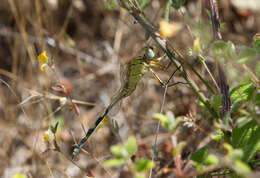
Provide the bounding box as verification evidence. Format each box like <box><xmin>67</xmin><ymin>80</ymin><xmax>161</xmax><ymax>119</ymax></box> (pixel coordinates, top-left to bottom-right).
<box><xmin>144</xmin><ymin>46</ymin><xmax>157</xmax><ymax>60</ymax></box>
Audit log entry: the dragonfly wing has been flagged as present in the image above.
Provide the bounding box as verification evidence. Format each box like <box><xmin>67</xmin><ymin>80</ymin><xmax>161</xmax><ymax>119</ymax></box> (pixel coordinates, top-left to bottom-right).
<box><xmin>108</xmin><ymin>61</ymin><xmax>130</xmax><ymax>117</ymax></box>
<box><xmin>108</xmin><ymin>98</ymin><xmax>122</xmax><ymax>117</ymax></box>
<box><xmin>120</xmin><ymin>62</ymin><xmax>129</xmax><ymax>87</ymax></box>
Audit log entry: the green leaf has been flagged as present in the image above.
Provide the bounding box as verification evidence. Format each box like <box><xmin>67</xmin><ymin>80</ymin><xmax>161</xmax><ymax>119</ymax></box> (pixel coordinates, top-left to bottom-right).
<box><xmin>103</xmin><ymin>158</ymin><xmax>125</xmax><ymax>167</ymax></box>
<box><xmin>153</xmin><ymin>113</ymin><xmax>169</xmax><ymax>129</ymax></box>
<box><xmin>194</xmin><ymin>164</ymin><xmax>204</xmax><ymax>173</ymax></box>
<box><xmin>49</xmin><ymin>117</ymin><xmax>64</xmax><ymax>134</ymax></box>
<box><xmin>256</xmin><ymin>61</ymin><xmax>260</xmax><ymax>77</ymax></box>
<box><xmin>220</xmin><ymin>22</ymin><xmax>225</xmax><ymax>29</ymax></box>
<box><xmin>232</xmin><ymin>119</ymin><xmax>260</xmax><ymax>162</ymax></box>
<box><xmin>206</xmin><ymin>9</ymin><xmax>211</xmax><ymax>24</ymax></box>
<box><xmin>230</xmin><ymin>82</ymin><xmax>255</xmax><ymax>112</ymax></box>
<box><xmin>230</xmin><ymin>100</ymin><xmax>243</xmax><ymax>113</ymax></box>
<box><xmin>254</xmin><ymin>93</ymin><xmax>260</xmax><ymax>106</ymax></box>
<box><xmin>211</xmin><ymin>129</ymin><xmax>224</xmax><ymax>141</ymax></box>
<box><xmin>223</xmin><ymin>144</ymin><xmax>251</xmax><ymax>176</ymax></box>
<box><xmin>110</xmin><ymin>136</ymin><xmax>137</xmax><ymax>158</ymax></box>
<box><xmin>124</xmin><ymin>136</ymin><xmax>137</xmax><ymax>156</ymax></box>
<box><xmin>196</xmin><ymin>98</ymin><xmax>206</xmax><ymax>108</ymax></box>
<box><xmin>119</xmin><ymin>0</ymin><xmax>130</xmax><ymax>10</ymax></box>
<box><xmin>112</xmin><ymin>118</ymin><xmax>120</xmax><ymax>133</ymax></box>
<box><xmin>223</xmin><ymin>143</ymin><xmax>233</xmax><ymax>155</ymax></box>
<box><xmin>171</xmin><ymin>0</ymin><xmax>186</xmax><ymax>10</ymax></box>
<box><xmin>50</xmin><ymin>121</ymin><xmax>59</xmax><ymax>134</ymax></box>
<box><xmin>210</xmin><ymin>95</ymin><xmax>222</xmax><ymax>113</ymax></box>
<box><xmin>191</xmin><ymin>146</ymin><xmax>209</xmax><ymax>164</ymax></box>
<box><xmin>172</xmin><ymin>141</ymin><xmax>186</xmax><ymax>156</ymax></box>
<box><xmin>211</xmin><ymin>40</ymin><xmax>236</xmax><ymax>60</ymax></box>
<box><xmin>153</xmin><ymin>112</ymin><xmax>179</xmax><ymax>130</ymax></box>
<box><xmin>231</xmin><ymin>149</ymin><xmax>244</xmax><ymax>160</ymax></box>
<box><xmin>236</xmin><ymin>116</ymin><xmax>250</xmax><ymax>126</ymax></box>
<box><xmin>250</xmin><ymin>159</ymin><xmax>260</xmax><ymax>168</ymax></box>
<box><xmin>234</xmin><ymin>160</ymin><xmax>251</xmax><ymax>174</ymax></box>
<box><xmin>102</xmin><ymin>0</ymin><xmax>117</xmax><ymax>9</ymax></box>
<box><xmin>238</xmin><ymin>47</ymin><xmax>256</xmax><ymax>63</ymax></box>
<box><xmin>153</xmin><ymin>113</ymin><xmax>167</xmax><ymax>123</ymax></box>
<box><xmin>110</xmin><ymin>144</ymin><xmax>127</xmax><ymax>157</ymax></box>
<box><xmin>134</xmin><ymin>158</ymin><xmax>154</xmax><ymax>172</ymax></box>
<box><xmin>165</xmin><ymin>111</ymin><xmax>177</xmax><ymax>130</ymax></box>
<box><xmin>135</xmin><ymin>173</ymin><xmax>146</xmax><ymax>178</ymax></box>
<box><xmin>136</xmin><ymin>0</ymin><xmax>150</xmax><ymax>9</ymax></box>
<box><xmin>230</xmin><ymin>83</ymin><xmax>255</xmax><ymax>101</ymax></box>
<box><xmin>205</xmin><ymin>154</ymin><xmax>219</xmax><ymax>165</ymax></box>
<box><xmin>253</xmin><ymin>34</ymin><xmax>260</xmax><ymax>53</ymax></box>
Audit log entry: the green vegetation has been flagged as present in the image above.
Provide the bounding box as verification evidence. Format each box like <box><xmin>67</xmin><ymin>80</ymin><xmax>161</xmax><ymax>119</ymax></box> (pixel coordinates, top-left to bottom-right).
<box><xmin>0</xmin><ymin>0</ymin><xmax>259</xmax><ymax>177</ymax></box>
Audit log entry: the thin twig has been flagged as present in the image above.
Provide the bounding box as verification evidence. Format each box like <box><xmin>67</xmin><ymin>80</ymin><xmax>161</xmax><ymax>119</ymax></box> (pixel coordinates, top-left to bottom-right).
<box><xmin>149</xmin><ymin>84</ymin><xmax>168</xmax><ymax>178</ymax></box>
<box><xmin>149</xmin><ymin>63</ymin><xmax>182</xmax><ymax>177</ymax></box>
<box><xmin>242</xmin><ymin>64</ymin><xmax>260</xmax><ymax>86</ymax></box>
<box><xmin>201</xmin><ymin>59</ymin><xmax>220</xmax><ymax>91</ymax></box>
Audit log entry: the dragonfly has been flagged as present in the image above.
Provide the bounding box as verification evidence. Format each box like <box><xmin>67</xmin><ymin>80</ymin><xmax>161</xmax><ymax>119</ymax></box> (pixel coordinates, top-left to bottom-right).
<box><xmin>72</xmin><ymin>45</ymin><xmax>166</xmax><ymax>156</ymax></box>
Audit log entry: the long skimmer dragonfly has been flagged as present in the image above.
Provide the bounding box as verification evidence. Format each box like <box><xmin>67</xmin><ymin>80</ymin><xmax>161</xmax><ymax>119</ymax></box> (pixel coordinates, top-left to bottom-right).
<box><xmin>72</xmin><ymin>46</ymin><xmax>166</xmax><ymax>156</ymax></box>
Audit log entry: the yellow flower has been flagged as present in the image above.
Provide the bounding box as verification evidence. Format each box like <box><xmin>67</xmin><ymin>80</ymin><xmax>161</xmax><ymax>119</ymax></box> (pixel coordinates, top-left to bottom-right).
<box><xmin>193</xmin><ymin>37</ymin><xmax>202</xmax><ymax>53</ymax></box>
<box><xmin>37</xmin><ymin>51</ymin><xmax>48</xmax><ymax>63</ymax></box>
<box><xmin>13</xmin><ymin>172</ymin><xmax>27</xmax><ymax>178</ymax></box>
<box><xmin>159</xmin><ymin>20</ymin><xmax>182</xmax><ymax>37</ymax></box>
<box><xmin>43</xmin><ymin>129</ymin><xmax>52</xmax><ymax>142</ymax></box>
<box><xmin>253</xmin><ymin>33</ymin><xmax>260</xmax><ymax>41</ymax></box>
<box><xmin>40</xmin><ymin>64</ymin><xmax>47</xmax><ymax>72</ymax></box>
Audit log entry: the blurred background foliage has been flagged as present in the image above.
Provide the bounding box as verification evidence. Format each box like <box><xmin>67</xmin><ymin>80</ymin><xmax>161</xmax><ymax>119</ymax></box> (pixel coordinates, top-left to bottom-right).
<box><xmin>0</xmin><ymin>0</ymin><xmax>260</xmax><ymax>177</ymax></box>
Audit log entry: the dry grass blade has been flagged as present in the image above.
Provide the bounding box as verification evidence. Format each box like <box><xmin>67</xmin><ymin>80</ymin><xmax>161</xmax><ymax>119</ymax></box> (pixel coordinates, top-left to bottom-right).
<box><xmin>20</xmin><ymin>89</ymin><xmax>95</xmax><ymax>106</ymax></box>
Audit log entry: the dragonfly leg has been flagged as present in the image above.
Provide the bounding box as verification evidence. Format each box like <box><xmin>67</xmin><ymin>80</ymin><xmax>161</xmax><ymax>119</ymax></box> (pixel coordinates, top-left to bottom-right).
<box><xmin>149</xmin><ymin>64</ymin><xmax>187</xmax><ymax>88</ymax></box>
<box><xmin>162</xmin><ymin>61</ymin><xmax>172</xmax><ymax>71</ymax></box>
<box><xmin>155</xmin><ymin>54</ymin><xmax>166</xmax><ymax>62</ymax></box>
<box><xmin>149</xmin><ymin>68</ymin><xmax>164</xmax><ymax>86</ymax></box>
<box><xmin>167</xmin><ymin>81</ymin><xmax>188</xmax><ymax>88</ymax></box>
<box><xmin>149</xmin><ymin>62</ymin><xmax>165</xmax><ymax>70</ymax></box>
<box><xmin>149</xmin><ymin>54</ymin><xmax>167</xmax><ymax>69</ymax></box>
<box><xmin>164</xmin><ymin>65</ymin><xmax>183</xmax><ymax>86</ymax></box>
<box><xmin>165</xmin><ymin>65</ymin><xmax>188</xmax><ymax>87</ymax></box>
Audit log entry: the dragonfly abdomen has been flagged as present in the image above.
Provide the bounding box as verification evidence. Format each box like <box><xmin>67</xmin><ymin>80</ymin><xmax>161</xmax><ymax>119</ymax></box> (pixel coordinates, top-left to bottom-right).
<box><xmin>72</xmin><ymin>107</ymin><xmax>109</xmax><ymax>156</ymax></box>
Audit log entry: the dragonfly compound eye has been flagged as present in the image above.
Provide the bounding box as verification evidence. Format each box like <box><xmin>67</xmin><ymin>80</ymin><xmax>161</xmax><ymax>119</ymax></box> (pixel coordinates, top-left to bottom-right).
<box><xmin>145</xmin><ymin>46</ymin><xmax>156</xmax><ymax>59</ymax></box>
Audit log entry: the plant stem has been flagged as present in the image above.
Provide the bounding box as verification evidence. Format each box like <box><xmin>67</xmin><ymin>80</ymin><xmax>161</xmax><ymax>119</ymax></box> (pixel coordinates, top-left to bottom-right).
<box><xmin>164</xmin><ymin>0</ymin><xmax>171</xmax><ymax>21</ymax></box>
<box><xmin>127</xmin><ymin>6</ymin><xmax>218</xmax><ymax>118</ymax></box>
